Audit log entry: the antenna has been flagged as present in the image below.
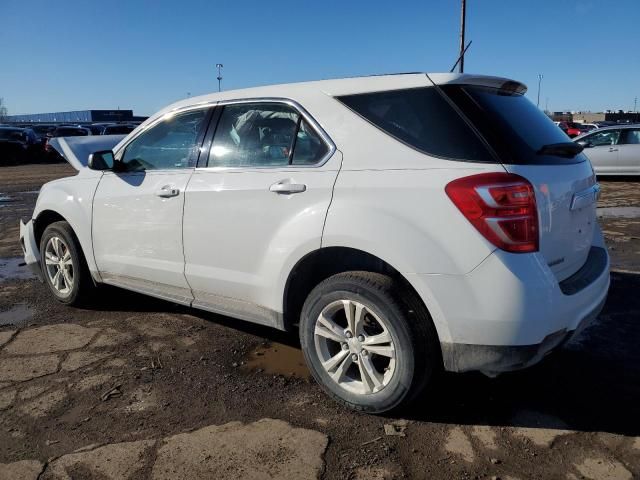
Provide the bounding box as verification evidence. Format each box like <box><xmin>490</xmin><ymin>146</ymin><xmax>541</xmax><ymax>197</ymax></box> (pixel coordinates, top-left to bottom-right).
<box><xmin>458</xmin><ymin>0</ymin><xmax>467</xmax><ymax>73</ymax></box>
<box><xmin>450</xmin><ymin>41</ymin><xmax>472</xmax><ymax>73</ymax></box>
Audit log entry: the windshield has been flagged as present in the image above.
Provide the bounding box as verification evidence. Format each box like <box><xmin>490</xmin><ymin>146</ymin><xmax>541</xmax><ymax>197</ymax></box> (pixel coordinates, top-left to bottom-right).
<box><xmin>442</xmin><ymin>85</ymin><xmax>585</xmax><ymax>165</ymax></box>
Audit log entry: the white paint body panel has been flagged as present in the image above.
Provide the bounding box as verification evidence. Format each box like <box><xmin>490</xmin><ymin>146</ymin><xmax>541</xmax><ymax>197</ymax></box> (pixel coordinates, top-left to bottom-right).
<box><xmin>92</xmin><ymin>170</ymin><xmax>193</xmax><ymax>296</ymax></box>
<box><xmin>183</xmin><ymin>152</ymin><xmax>342</xmax><ymax>315</ymax></box>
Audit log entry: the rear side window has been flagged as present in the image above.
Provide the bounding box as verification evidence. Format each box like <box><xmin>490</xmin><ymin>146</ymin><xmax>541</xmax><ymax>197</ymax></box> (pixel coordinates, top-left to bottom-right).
<box><xmin>621</xmin><ymin>129</ymin><xmax>640</xmax><ymax>145</ymax></box>
<box><xmin>337</xmin><ymin>88</ymin><xmax>495</xmax><ymax>162</ymax></box>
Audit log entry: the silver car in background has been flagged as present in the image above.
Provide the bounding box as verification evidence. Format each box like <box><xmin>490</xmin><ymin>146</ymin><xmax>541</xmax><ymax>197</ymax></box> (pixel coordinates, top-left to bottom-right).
<box><xmin>574</xmin><ymin>125</ymin><xmax>640</xmax><ymax>175</ymax></box>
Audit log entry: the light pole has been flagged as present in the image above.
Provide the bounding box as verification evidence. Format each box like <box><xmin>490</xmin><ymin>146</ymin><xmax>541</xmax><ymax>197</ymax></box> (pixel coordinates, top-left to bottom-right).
<box><xmin>216</xmin><ymin>64</ymin><xmax>224</xmax><ymax>92</ymax></box>
<box><xmin>459</xmin><ymin>0</ymin><xmax>467</xmax><ymax>73</ymax></box>
<box><xmin>537</xmin><ymin>74</ymin><xmax>543</xmax><ymax>108</ymax></box>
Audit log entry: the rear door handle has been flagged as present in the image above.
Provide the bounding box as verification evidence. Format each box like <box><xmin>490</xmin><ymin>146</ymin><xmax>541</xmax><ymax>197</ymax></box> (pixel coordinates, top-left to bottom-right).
<box><xmin>269</xmin><ymin>181</ymin><xmax>306</xmax><ymax>194</ymax></box>
<box><xmin>156</xmin><ymin>185</ymin><xmax>180</xmax><ymax>198</ymax></box>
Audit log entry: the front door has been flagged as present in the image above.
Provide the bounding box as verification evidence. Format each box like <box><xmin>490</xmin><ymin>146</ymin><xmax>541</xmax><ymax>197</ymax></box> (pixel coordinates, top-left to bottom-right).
<box><xmin>92</xmin><ymin>108</ymin><xmax>210</xmax><ymax>303</ymax></box>
<box><xmin>182</xmin><ymin>101</ymin><xmax>340</xmax><ymax>325</ymax></box>
<box><xmin>583</xmin><ymin>129</ymin><xmax>621</xmax><ymax>175</ymax></box>
<box><xmin>617</xmin><ymin>128</ymin><xmax>640</xmax><ymax>174</ymax></box>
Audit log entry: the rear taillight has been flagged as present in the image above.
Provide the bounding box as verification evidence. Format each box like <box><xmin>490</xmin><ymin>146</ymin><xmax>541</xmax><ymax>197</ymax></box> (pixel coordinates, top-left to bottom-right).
<box><xmin>445</xmin><ymin>173</ymin><xmax>539</xmax><ymax>253</ymax></box>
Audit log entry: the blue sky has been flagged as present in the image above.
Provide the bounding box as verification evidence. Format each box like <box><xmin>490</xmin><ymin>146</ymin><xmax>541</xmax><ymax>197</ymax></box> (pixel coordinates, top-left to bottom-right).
<box><xmin>1</xmin><ymin>0</ymin><xmax>638</xmax><ymax>116</ymax></box>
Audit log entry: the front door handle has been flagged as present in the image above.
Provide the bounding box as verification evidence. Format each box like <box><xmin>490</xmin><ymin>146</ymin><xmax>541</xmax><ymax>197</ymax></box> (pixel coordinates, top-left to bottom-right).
<box><xmin>156</xmin><ymin>185</ymin><xmax>180</xmax><ymax>198</ymax></box>
<box><xmin>609</xmin><ymin>147</ymin><xmax>619</xmax><ymax>152</ymax></box>
<box><xmin>269</xmin><ymin>181</ymin><xmax>307</xmax><ymax>194</ymax></box>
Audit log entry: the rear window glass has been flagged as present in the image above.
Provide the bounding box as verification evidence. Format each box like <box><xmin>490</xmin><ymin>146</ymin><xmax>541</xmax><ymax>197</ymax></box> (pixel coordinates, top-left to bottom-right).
<box><xmin>337</xmin><ymin>87</ymin><xmax>495</xmax><ymax>162</ymax></box>
<box><xmin>443</xmin><ymin>85</ymin><xmax>584</xmax><ymax>165</ymax></box>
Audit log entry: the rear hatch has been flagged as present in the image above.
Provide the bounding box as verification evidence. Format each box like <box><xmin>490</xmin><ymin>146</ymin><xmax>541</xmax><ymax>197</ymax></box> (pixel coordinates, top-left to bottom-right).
<box><xmin>440</xmin><ymin>81</ymin><xmax>598</xmax><ymax>281</ymax></box>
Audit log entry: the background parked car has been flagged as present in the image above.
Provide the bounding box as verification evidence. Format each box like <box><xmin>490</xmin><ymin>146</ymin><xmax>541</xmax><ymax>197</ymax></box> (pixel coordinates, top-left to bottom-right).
<box><xmin>0</xmin><ymin>127</ymin><xmax>39</xmax><ymax>164</ymax></box>
<box><xmin>574</xmin><ymin>124</ymin><xmax>640</xmax><ymax>175</ymax></box>
<box><xmin>102</xmin><ymin>124</ymin><xmax>136</xmax><ymax>135</ymax></box>
<box><xmin>44</xmin><ymin>126</ymin><xmax>91</xmax><ymax>160</ymax></box>
<box><xmin>557</xmin><ymin>121</ymin><xmax>584</xmax><ymax>138</ymax></box>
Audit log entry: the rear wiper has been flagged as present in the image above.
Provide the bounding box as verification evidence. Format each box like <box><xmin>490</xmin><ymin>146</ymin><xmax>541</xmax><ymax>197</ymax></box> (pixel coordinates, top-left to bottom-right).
<box><xmin>536</xmin><ymin>142</ymin><xmax>584</xmax><ymax>158</ymax></box>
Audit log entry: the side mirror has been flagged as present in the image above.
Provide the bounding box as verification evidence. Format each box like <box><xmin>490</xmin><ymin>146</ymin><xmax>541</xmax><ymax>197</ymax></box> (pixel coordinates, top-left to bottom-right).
<box><xmin>88</xmin><ymin>150</ymin><xmax>115</xmax><ymax>170</ymax></box>
<box><xmin>576</xmin><ymin>140</ymin><xmax>592</xmax><ymax>148</ymax></box>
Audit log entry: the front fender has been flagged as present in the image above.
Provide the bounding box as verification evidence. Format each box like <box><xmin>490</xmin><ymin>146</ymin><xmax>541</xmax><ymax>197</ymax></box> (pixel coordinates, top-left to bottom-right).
<box><xmin>33</xmin><ymin>177</ymin><xmax>101</xmax><ymax>280</ymax></box>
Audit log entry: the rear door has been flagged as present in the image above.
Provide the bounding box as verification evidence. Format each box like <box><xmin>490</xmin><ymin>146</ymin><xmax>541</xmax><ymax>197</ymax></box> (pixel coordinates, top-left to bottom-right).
<box><xmin>182</xmin><ymin>101</ymin><xmax>340</xmax><ymax>324</ymax></box>
<box><xmin>92</xmin><ymin>108</ymin><xmax>210</xmax><ymax>302</ymax></box>
<box><xmin>617</xmin><ymin>128</ymin><xmax>640</xmax><ymax>174</ymax></box>
<box><xmin>580</xmin><ymin>129</ymin><xmax>621</xmax><ymax>175</ymax></box>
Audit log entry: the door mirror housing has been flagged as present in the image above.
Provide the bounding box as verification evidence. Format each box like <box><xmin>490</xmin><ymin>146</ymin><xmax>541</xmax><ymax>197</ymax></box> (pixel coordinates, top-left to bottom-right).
<box><xmin>88</xmin><ymin>150</ymin><xmax>115</xmax><ymax>170</ymax></box>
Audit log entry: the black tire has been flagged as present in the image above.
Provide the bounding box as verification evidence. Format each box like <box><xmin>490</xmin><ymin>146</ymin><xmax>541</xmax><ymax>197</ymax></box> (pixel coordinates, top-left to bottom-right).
<box><xmin>299</xmin><ymin>271</ymin><xmax>440</xmax><ymax>414</ymax></box>
<box><xmin>39</xmin><ymin>221</ymin><xmax>95</xmax><ymax>306</ymax></box>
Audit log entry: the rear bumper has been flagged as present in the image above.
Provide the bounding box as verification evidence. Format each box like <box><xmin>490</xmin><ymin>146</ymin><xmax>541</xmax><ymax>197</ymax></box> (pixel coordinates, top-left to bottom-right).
<box><xmin>407</xmin><ymin>231</ymin><xmax>610</xmax><ymax>374</ymax></box>
<box><xmin>440</xmin><ymin>293</ymin><xmax>606</xmax><ymax>375</ymax></box>
<box><xmin>19</xmin><ymin>219</ymin><xmax>43</xmax><ymax>282</ymax></box>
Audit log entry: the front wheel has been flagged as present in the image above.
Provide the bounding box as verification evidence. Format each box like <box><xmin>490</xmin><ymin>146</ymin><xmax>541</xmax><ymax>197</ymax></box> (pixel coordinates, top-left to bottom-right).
<box><xmin>299</xmin><ymin>271</ymin><xmax>439</xmax><ymax>413</ymax></box>
<box><xmin>40</xmin><ymin>221</ymin><xmax>94</xmax><ymax>306</ymax></box>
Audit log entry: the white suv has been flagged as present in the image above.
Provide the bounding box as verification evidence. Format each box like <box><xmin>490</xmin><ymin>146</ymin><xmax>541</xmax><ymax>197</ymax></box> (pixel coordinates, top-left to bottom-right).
<box><xmin>20</xmin><ymin>73</ymin><xmax>609</xmax><ymax>413</ymax></box>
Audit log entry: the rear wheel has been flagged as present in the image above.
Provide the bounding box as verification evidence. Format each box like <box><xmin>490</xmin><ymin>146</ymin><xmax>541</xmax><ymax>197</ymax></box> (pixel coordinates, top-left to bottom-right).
<box><xmin>40</xmin><ymin>221</ymin><xmax>94</xmax><ymax>306</ymax></box>
<box><xmin>299</xmin><ymin>271</ymin><xmax>439</xmax><ymax>413</ymax></box>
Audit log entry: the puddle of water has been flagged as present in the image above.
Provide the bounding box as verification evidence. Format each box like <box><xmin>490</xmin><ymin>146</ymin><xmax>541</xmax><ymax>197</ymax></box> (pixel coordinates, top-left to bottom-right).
<box><xmin>597</xmin><ymin>207</ymin><xmax>640</xmax><ymax>219</ymax></box>
<box><xmin>0</xmin><ymin>257</ymin><xmax>35</xmax><ymax>283</ymax></box>
<box><xmin>243</xmin><ymin>342</ymin><xmax>310</xmax><ymax>379</ymax></box>
<box><xmin>0</xmin><ymin>303</ymin><xmax>35</xmax><ymax>327</ymax></box>
<box><xmin>0</xmin><ymin>195</ymin><xmax>13</xmax><ymax>203</ymax></box>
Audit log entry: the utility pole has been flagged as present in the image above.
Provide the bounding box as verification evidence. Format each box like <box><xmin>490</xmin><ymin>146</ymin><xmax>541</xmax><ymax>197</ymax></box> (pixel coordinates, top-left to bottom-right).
<box><xmin>216</xmin><ymin>64</ymin><xmax>224</xmax><ymax>92</ymax></box>
<box><xmin>537</xmin><ymin>74</ymin><xmax>543</xmax><ymax>108</ymax></box>
<box><xmin>634</xmin><ymin>96</ymin><xmax>637</xmax><ymax>113</ymax></box>
<box><xmin>459</xmin><ymin>0</ymin><xmax>467</xmax><ymax>73</ymax></box>
<box><xmin>545</xmin><ymin>97</ymin><xmax>549</xmax><ymax>113</ymax></box>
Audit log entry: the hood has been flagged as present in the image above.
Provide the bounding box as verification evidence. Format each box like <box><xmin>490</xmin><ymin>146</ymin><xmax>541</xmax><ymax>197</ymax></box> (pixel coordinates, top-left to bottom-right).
<box><xmin>50</xmin><ymin>135</ymin><xmax>126</xmax><ymax>171</ymax></box>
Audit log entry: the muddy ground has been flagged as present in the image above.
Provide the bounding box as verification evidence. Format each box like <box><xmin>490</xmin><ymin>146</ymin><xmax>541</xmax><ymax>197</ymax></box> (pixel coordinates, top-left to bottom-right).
<box><xmin>0</xmin><ymin>163</ymin><xmax>639</xmax><ymax>479</ymax></box>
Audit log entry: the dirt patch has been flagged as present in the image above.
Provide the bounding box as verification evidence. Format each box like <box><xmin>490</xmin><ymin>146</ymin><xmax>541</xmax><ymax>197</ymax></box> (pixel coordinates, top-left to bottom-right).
<box><xmin>0</xmin><ymin>355</ymin><xmax>59</xmax><ymax>382</ymax></box>
<box><xmin>43</xmin><ymin>440</ymin><xmax>155</xmax><ymax>480</ymax></box>
<box><xmin>575</xmin><ymin>456</ymin><xmax>633</xmax><ymax>480</ymax></box>
<box><xmin>509</xmin><ymin>410</ymin><xmax>573</xmax><ymax>447</ymax></box>
<box><xmin>19</xmin><ymin>389</ymin><xmax>66</xmax><ymax>418</ymax></box>
<box><xmin>243</xmin><ymin>342</ymin><xmax>311</xmax><ymax>379</ymax></box>
<box><xmin>18</xmin><ymin>384</ymin><xmax>49</xmax><ymax>400</ymax></box>
<box><xmin>0</xmin><ymin>304</ymin><xmax>33</xmax><ymax>327</ymax></box>
<box><xmin>61</xmin><ymin>351</ymin><xmax>111</xmax><ymax>372</ymax></box>
<box><xmin>0</xmin><ymin>389</ymin><xmax>16</xmax><ymax>410</ymax></box>
<box><xmin>74</xmin><ymin>373</ymin><xmax>113</xmax><ymax>392</ymax></box>
<box><xmin>354</xmin><ymin>464</ymin><xmax>404</xmax><ymax>480</ymax></box>
<box><xmin>444</xmin><ymin>426</ymin><xmax>475</xmax><ymax>463</ymax></box>
<box><xmin>91</xmin><ymin>328</ymin><xmax>134</xmax><ymax>348</ymax></box>
<box><xmin>471</xmin><ymin>425</ymin><xmax>499</xmax><ymax>450</ymax></box>
<box><xmin>4</xmin><ymin>324</ymin><xmax>99</xmax><ymax>355</ymax></box>
<box><xmin>0</xmin><ymin>330</ymin><xmax>16</xmax><ymax>347</ymax></box>
<box><xmin>0</xmin><ymin>459</ymin><xmax>43</xmax><ymax>480</ymax></box>
<box><xmin>152</xmin><ymin>419</ymin><xmax>328</xmax><ymax>479</ymax></box>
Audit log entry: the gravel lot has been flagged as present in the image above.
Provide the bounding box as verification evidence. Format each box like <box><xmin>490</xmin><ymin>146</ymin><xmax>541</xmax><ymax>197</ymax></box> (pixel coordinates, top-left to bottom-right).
<box><xmin>0</xmin><ymin>163</ymin><xmax>639</xmax><ymax>479</ymax></box>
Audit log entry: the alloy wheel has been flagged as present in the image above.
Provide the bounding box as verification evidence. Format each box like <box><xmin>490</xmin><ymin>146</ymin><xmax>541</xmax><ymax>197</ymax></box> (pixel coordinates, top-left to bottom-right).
<box><xmin>44</xmin><ymin>236</ymin><xmax>74</xmax><ymax>295</ymax></box>
<box><xmin>313</xmin><ymin>299</ymin><xmax>396</xmax><ymax>395</ymax></box>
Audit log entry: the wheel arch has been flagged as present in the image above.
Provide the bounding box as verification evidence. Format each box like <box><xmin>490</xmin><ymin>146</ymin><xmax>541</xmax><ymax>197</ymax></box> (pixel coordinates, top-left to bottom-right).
<box><xmin>282</xmin><ymin>246</ymin><xmax>447</xmax><ymax>346</ymax></box>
